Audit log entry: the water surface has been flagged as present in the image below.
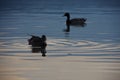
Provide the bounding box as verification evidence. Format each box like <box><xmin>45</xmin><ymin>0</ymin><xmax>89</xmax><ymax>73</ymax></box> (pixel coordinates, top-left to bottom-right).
<box><xmin>0</xmin><ymin>0</ymin><xmax>120</xmax><ymax>80</ymax></box>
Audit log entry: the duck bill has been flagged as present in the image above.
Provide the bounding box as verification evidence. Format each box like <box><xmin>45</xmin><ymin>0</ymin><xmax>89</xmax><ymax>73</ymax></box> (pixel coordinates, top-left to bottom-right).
<box><xmin>62</xmin><ymin>15</ymin><xmax>65</xmax><ymax>17</ymax></box>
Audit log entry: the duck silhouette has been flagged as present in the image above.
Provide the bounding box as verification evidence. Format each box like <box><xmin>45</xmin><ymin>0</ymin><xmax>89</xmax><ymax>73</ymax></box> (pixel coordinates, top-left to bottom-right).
<box><xmin>63</xmin><ymin>12</ymin><xmax>87</xmax><ymax>32</ymax></box>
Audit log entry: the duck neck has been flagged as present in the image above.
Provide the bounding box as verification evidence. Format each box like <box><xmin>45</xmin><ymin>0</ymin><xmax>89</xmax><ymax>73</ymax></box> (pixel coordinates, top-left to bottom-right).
<box><xmin>65</xmin><ymin>15</ymin><xmax>70</xmax><ymax>32</ymax></box>
<box><xmin>66</xmin><ymin>15</ymin><xmax>70</xmax><ymax>21</ymax></box>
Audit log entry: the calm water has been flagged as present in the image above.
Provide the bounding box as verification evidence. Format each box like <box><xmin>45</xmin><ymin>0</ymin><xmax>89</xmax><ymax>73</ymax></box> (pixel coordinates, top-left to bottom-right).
<box><xmin>0</xmin><ymin>0</ymin><xmax>120</xmax><ymax>80</ymax></box>
<box><xmin>0</xmin><ymin>0</ymin><xmax>120</xmax><ymax>54</ymax></box>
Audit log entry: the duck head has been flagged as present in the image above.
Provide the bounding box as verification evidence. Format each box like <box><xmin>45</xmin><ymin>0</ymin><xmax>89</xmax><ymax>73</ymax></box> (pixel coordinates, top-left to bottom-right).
<box><xmin>64</xmin><ymin>12</ymin><xmax>70</xmax><ymax>18</ymax></box>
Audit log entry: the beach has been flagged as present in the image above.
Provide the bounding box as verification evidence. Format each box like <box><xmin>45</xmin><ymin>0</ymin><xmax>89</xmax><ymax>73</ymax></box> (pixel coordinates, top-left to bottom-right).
<box><xmin>0</xmin><ymin>52</ymin><xmax>120</xmax><ymax>80</ymax></box>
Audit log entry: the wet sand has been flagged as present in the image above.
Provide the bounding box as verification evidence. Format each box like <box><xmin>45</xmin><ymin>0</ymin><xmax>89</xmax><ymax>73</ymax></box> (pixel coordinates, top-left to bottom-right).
<box><xmin>0</xmin><ymin>52</ymin><xmax>120</xmax><ymax>80</ymax></box>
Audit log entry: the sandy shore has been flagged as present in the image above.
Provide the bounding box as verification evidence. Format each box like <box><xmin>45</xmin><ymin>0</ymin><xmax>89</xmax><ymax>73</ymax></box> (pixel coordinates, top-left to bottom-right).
<box><xmin>0</xmin><ymin>53</ymin><xmax>120</xmax><ymax>80</ymax></box>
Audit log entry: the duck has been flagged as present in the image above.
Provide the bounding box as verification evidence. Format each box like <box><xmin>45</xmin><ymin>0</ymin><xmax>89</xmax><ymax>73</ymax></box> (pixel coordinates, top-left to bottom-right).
<box><xmin>63</xmin><ymin>12</ymin><xmax>87</xmax><ymax>32</ymax></box>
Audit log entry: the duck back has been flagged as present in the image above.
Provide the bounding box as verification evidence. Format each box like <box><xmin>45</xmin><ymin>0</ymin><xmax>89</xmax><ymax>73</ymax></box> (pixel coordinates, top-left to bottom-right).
<box><xmin>70</xmin><ymin>18</ymin><xmax>86</xmax><ymax>25</ymax></box>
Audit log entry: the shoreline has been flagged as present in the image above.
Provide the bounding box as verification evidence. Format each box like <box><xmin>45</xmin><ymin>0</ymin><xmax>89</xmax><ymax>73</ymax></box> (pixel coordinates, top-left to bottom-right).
<box><xmin>0</xmin><ymin>52</ymin><xmax>120</xmax><ymax>80</ymax></box>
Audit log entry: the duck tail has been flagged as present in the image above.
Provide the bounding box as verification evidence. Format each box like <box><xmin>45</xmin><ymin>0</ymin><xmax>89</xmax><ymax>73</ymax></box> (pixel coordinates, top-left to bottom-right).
<box><xmin>27</xmin><ymin>34</ymin><xmax>38</xmax><ymax>38</ymax></box>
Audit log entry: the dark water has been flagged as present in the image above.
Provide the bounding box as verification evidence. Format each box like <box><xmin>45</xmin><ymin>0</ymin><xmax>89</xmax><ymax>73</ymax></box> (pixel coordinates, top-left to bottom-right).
<box><xmin>0</xmin><ymin>0</ymin><xmax>120</xmax><ymax>53</ymax></box>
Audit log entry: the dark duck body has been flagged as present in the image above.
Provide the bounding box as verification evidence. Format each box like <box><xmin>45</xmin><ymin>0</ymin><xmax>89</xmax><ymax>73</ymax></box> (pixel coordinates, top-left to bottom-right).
<box><xmin>64</xmin><ymin>12</ymin><xmax>87</xmax><ymax>32</ymax></box>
